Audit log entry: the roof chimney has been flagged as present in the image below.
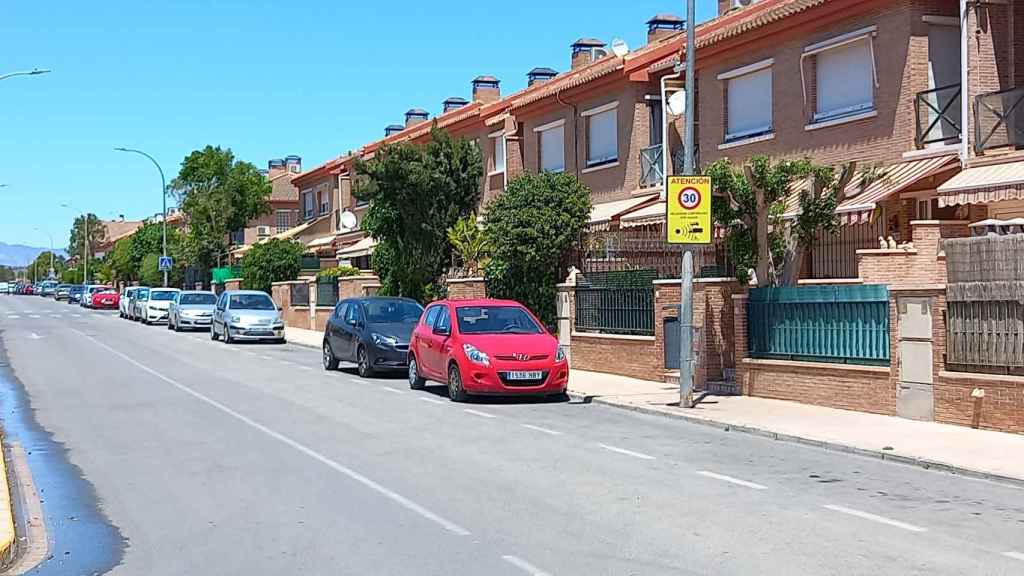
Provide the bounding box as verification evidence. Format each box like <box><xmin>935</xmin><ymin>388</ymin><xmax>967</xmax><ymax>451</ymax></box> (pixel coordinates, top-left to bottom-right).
<box><xmin>571</xmin><ymin>38</ymin><xmax>608</xmax><ymax>70</ymax></box>
<box><xmin>647</xmin><ymin>14</ymin><xmax>684</xmax><ymax>43</ymax></box>
<box><xmin>284</xmin><ymin>155</ymin><xmax>302</xmax><ymax>173</ymax></box>
<box><xmin>385</xmin><ymin>124</ymin><xmax>404</xmax><ymax>137</ymax></box>
<box><xmin>471</xmin><ymin>76</ymin><xmax>501</xmax><ymax>104</ymax></box>
<box><xmin>268</xmin><ymin>158</ymin><xmax>286</xmax><ymax>177</ymax></box>
<box><xmin>405</xmin><ymin>108</ymin><xmax>429</xmax><ymax>128</ymax></box>
<box><xmin>527</xmin><ymin>67</ymin><xmax>558</xmax><ymax>86</ymax></box>
<box><xmin>442</xmin><ymin>97</ymin><xmax>470</xmax><ymax>113</ymax></box>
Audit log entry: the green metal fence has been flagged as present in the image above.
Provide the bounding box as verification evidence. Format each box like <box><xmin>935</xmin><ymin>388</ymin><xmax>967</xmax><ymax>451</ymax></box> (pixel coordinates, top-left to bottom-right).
<box><xmin>316</xmin><ymin>276</ymin><xmax>338</xmax><ymax>308</ymax></box>
<box><xmin>211</xmin><ymin>266</ymin><xmax>242</xmax><ymax>284</ymax></box>
<box><xmin>747</xmin><ymin>284</ymin><xmax>890</xmax><ymax>366</ymax></box>
<box><xmin>575</xmin><ymin>270</ymin><xmax>656</xmax><ymax>336</ymax></box>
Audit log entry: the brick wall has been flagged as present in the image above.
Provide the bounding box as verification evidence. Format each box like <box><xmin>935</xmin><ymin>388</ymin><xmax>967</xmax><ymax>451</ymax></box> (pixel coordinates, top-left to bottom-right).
<box><xmin>857</xmin><ymin>220</ymin><xmax>969</xmax><ymax>287</ymax></box>
<box><xmin>446</xmin><ymin>277</ymin><xmax>487</xmax><ymax>300</ymax></box>
<box><xmin>272</xmin><ymin>280</ymin><xmax>311</xmax><ymax>330</ymax></box>
<box><xmin>655</xmin><ymin>279</ymin><xmax>742</xmax><ymax>386</ymax></box>
<box><xmin>936</xmin><ymin>373</ymin><xmax>1024</xmax><ymax>434</ymax></box>
<box><xmin>570</xmin><ymin>333</ymin><xmax>662</xmax><ymax>382</ymax></box>
<box><xmin>338</xmin><ymin>275</ymin><xmax>381</xmax><ymax>299</ymax></box>
<box><xmin>224</xmin><ymin>278</ymin><xmax>243</xmax><ymax>291</ymax></box>
<box><xmin>742</xmin><ymin>359</ymin><xmax>896</xmax><ymax>414</ymax></box>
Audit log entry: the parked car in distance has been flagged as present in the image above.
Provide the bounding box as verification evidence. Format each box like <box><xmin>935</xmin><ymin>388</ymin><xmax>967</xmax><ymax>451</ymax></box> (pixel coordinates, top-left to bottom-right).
<box><xmin>92</xmin><ymin>289</ymin><xmax>120</xmax><ymax>310</ymax></box>
<box><xmin>168</xmin><ymin>290</ymin><xmax>217</xmax><ymax>331</ymax></box>
<box><xmin>128</xmin><ymin>287</ymin><xmax>149</xmax><ymax>320</ymax></box>
<box><xmin>55</xmin><ymin>284</ymin><xmax>72</xmax><ymax>301</ymax></box>
<box><xmin>211</xmin><ymin>290</ymin><xmax>285</xmax><ymax>343</ymax></box>
<box><xmin>81</xmin><ymin>285</ymin><xmax>112</xmax><ymax>308</ymax></box>
<box><xmin>119</xmin><ymin>287</ymin><xmax>138</xmax><ymax>318</ymax></box>
<box><xmin>138</xmin><ymin>288</ymin><xmax>180</xmax><ymax>324</ymax></box>
<box><xmin>67</xmin><ymin>284</ymin><xmax>85</xmax><ymax>304</ymax></box>
<box><xmin>39</xmin><ymin>280</ymin><xmax>58</xmax><ymax>297</ymax></box>
<box><xmin>322</xmin><ymin>297</ymin><xmax>423</xmax><ymax>377</ymax></box>
<box><xmin>407</xmin><ymin>298</ymin><xmax>568</xmax><ymax>402</ymax></box>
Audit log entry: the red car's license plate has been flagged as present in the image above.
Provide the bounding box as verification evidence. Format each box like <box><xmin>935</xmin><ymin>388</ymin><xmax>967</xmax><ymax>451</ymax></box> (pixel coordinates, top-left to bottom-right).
<box><xmin>506</xmin><ymin>371</ymin><xmax>543</xmax><ymax>380</ymax></box>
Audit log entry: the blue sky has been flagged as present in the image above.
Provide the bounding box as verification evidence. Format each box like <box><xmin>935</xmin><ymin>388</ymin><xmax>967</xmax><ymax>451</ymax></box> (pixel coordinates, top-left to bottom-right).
<box><xmin>0</xmin><ymin>0</ymin><xmax>716</xmax><ymax>248</ymax></box>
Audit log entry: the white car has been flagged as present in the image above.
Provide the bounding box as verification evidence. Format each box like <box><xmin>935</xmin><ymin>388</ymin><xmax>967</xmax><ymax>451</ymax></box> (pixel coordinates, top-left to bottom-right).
<box><xmin>139</xmin><ymin>288</ymin><xmax>180</xmax><ymax>324</ymax></box>
<box><xmin>120</xmin><ymin>286</ymin><xmax>138</xmax><ymax>318</ymax></box>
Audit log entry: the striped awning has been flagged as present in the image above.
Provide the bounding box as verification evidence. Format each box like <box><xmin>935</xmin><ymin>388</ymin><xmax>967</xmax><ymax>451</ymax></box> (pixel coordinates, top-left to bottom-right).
<box><xmin>937</xmin><ymin>160</ymin><xmax>1024</xmax><ymax>207</ymax></box>
<box><xmin>783</xmin><ymin>154</ymin><xmax>958</xmax><ymax>224</ymax></box>
<box><xmin>336</xmin><ymin>236</ymin><xmax>377</xmax><ymax>258</ymax></box>
<box><xmin>306</xmin><ymin>235</ymin><xmax>336</xmax><ymax>248</ymax></box>
<box><xmin>619</xmin><ymin>201</ymin><xmax>668</xmax><ymax>228</ymax></box>
<box><xmin>588</xmin><ymin>196</ymin><xmax>658</xmax><ymax>230</ymax></box>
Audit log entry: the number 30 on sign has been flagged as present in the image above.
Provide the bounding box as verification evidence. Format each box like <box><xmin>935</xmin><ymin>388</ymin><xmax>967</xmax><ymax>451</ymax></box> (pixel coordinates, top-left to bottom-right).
<box><xmin>666</xmin><ymin>176</ymin><xmax>712</xmax><ymax>245</ymax></box>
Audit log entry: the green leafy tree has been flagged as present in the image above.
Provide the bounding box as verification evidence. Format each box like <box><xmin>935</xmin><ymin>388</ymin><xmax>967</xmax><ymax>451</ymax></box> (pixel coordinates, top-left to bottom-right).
<box><xmin>0</xmin><ymin>266</ymin><xmax>15</xmax><ymax>282</ymax></box>
<box><xmin>447</xmin><ymin>214</ymin><xmax>491</xmax><ymax>276</ymax></box>
<box><xmin>707</xmin><ymin>155</ymin><xmax>855</xmax><ymax>287</ymax></box>
<box><xmin>484</xmin><ymin>172</ymin><xmax>591</xmax><ymax>328</ymax></box>
<box><xmin>62</xmin><ymin>267</ymin><xmax>84</xmax><ymax>284</ymax></box>
<box><xmin>240</xmin><ymin>239</ymin><xmax>305</xmax><ymax>293</ymax></box>
<box><xmin>67</xmin><ymin>214</ymin><xmax>106</xmax><ymax>260</ymax></box>
<box><xmin>27</xmin><ymin>251</ymin><xmax>65</xmax><ymax>281</ymax></box>
<box><xmin>127</xmin><ymin>221</ymin><xmax>185</xmax><ymax>283</ymax></box>
<box><xmin>108</xmin><ymin>237</ymin><xmax>136</xmax><ymax>282</ymax></box>
<box><xmin>355</xmin><ymin>126</ymin><xmax>483</xmax><ymax>301</ymax></box>
<box><xmin>139</xmin><ymin>254</ymin><xmax>163</xmax><ymax>286</ymax></box>
<box><xmin>170</xmin><ymin>145</ymin><xmax>271</xmax><ymax>272</ymax></box>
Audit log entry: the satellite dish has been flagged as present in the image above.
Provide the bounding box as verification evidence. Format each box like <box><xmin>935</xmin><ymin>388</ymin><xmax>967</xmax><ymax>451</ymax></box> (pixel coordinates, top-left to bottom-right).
<box><xmin>667</xmin><ymin>89</ymin><xmax>687</xmax><ymax>116</ymax></box>
<box><xmin>610</xmin><ymin>38</ymin><xmax>630</xmax><ymax>57</ymax></box>
<box><xmin>339</xmin><ymin>210</ymin><xmax>358</xmax><ymax>231</ymax></box>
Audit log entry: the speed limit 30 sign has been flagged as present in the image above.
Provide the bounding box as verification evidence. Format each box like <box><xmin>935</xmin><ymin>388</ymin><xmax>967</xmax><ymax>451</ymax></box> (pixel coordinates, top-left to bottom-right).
<box><xmin>667</xmin><ymin>176</ymin><xmax>711</xmax><ymax>244</ymax></box>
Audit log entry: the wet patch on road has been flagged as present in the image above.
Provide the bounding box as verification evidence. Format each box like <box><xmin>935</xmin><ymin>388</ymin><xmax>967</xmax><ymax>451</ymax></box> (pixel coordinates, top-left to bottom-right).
<box><xmin>0</xmin><ymin>332</ymin><xmax>125</xmax><ymax>575</ymax></box>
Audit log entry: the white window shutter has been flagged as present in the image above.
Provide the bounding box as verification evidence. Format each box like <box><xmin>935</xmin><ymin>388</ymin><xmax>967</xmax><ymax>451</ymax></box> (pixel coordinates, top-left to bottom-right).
<box><xmin>588</xmin><ymin>109</ymin><xmax>618</xmax><ymax>165</ymax></box>
<box><xmin>816</xmin><ymin>38</ymin><xmax>874</xmax><ymax>119</ymax></box>
<box><xmin>540</xmin><ymin>126</ymin><xmax>565</xmax><ymax>172</ymax></box>
<box><xmin>726</xmin><ymin>67</ymin><xmax>773</xmax><ymax>138</ymax></box>
<box><xmin>494</xmin><ymin>137</ymin><xmax>506</xmax><ymax>172</ymax></box>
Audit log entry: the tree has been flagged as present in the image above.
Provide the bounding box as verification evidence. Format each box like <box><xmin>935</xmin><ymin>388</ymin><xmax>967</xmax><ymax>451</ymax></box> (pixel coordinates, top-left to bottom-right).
<box><xmin>67</xmin><ymin>214</ymin><xmax>106</xmax><ymax>261</ymax></box>
<box><xmin>170</xmin><ymin>146</ymin><xmax>271</xmax><ymax>272</ymax></box>
<box><xmin>0</xmin><ymin>266</ymin><xmax>15</xmax><ymax>282</ymax></box>
<box><xmin>240</xmin><ymin>239</ymin><xmax>305</xmax><ymax>294</ymax></box>
<box><xmin>447</xmin><ymin>214</ymin><xmax>491</xmax><ymax>276</ymax></box>
<box><xmin>26</xmin><ymin>251</ymin><xmax>65</xmax><ymax>281</ymax></box>
<box><xmin>108</xmin><ymin>237</ymin><xmax>136</xmax><ymax>282</ymax></box>
<box><xmin>129</xmin><ymin>221</ymin><xmax>184</xmax><ymax>281</ymax></box>
<box><xmin>354</xmin><ymin>126</ymin><xmax>483</xmax><ymax>301</ymax></box>
<box><xmin>707</xmin><ymin>155</ymin><xmax>855</xmax><ymax>287</ymax></box>
<box><xmin>484</xmin><ymin>172</ymin><xmax>591</xmax><ymax>328</ymax></box>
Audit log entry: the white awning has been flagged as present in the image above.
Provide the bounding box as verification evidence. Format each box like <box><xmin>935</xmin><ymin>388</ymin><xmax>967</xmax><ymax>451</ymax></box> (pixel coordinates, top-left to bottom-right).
<box><xmin>336</xmin><ymin>236</ymin><xmax>377</xmax><ymax>258</ymax></box>
<box><xmin>619</xmin><ymin>201</ymin><xmax>667</xmax><ymax>228</ymax></box>
<box><xmin>306</xmin><ymin>235</ymin><xmax>336</xmax><ymax>248</ymax></box>
<box><xmin>588</xmin><ymin>196</ymin><xmax>658</xmax><ymax>230</ymax></box>
<box><xmin>937</xmin><ymin>160</ymin><xmax>1024</xmax><ymax>207</ymax></box>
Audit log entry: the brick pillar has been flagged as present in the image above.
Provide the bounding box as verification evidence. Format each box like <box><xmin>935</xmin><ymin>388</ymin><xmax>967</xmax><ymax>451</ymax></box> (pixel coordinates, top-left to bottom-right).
<box><xmin>732</xmin><ymin>294</ymin><xmax>749</xmax><ymax>395</ymax></box>
<box><xmin>307</xmin><ymin>277</ymin><xmax>318</xmax><ymax>329</ymax></box>
<box><xmin>556</xmin><ymin>281</ymin><xmax>576</xmax><ymax>363</ymax></box>
<box><xmin>504</xmin><ymin>115</ymin><xmax>524</xmax><ymax>181</ymax></box>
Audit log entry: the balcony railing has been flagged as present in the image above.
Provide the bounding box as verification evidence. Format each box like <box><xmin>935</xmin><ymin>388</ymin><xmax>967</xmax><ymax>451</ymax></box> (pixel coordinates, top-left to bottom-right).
<box><xmin>975</xmin><ymin>85</ymin><xmax>1024</xmax><ymax>154</ymax></box>
<box><xmin>915</xmin><ymin>84</ymin><xmax>962</xmax><ymax>148</ymax></box>
<box><xmin>639</xmin><ymin>144</ymin><xmax>664</xmax><ymax>188</ymax></box>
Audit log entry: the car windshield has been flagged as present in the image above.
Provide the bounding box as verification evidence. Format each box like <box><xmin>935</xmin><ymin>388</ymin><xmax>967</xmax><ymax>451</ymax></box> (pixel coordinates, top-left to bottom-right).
<box><xmin>137</xmin><ymin>289</ymin><xmax>150</xmax><ymax>299</ymax></box>
<box><xmin>70</xmin><ymin>286</ymin><xmax>84</xmax><ymax>293</ymax></box>
<box><xmin>151</xmin><ymin>291</ymin><xmax>177</xmax><ymax>301</ymax></box>
<box><xmin>455</xmin><ymin>306</ymin><xmax>543</xmax><ymax>335</ymax></box>
<box><xmin>180</xmin><ymin>293</ymin><xmax>216</xmax><ymax>305</ymax></box>
<box><xmin>364</xmin><ymin>300</ymin><xmax>423</xmax><ymax>324</ymax></box>
<box><xmin>89</xmin><ymin>286</ymin><xmax>110</xmax><ymax>294</ymax></box>
<box><xmin>229</xmin><ymin>294</ymin><xmax>275</xmax><ymax>310</ymax></box>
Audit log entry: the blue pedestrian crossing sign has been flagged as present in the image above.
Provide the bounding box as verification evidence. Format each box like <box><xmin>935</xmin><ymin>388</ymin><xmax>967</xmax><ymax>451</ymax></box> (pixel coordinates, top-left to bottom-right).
<box><xmin>158</xmin><ymin>256</ymin><xmax>173</xmax><ymax>271</ymax></box>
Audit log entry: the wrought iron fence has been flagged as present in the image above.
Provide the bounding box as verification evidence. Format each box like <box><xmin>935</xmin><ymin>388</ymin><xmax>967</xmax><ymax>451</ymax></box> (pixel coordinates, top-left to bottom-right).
<box><xmin>975</xmin><ymin>85</ymin><xmax>1024</xmax><ymax>154</ymax></box>
<box><xmin>571</xmin><ymin>222</ymin><xmax>732</xmax><ymax>280</ymax></box>
<box><xmin>300</xmin><ymin>254</ymin><xmax>321</xmax><ymax>271</ymax></box>
<box><xmin>747</xmin><ymin>284</ymin><xmax>890</xmax><ymax>366</ymax></box>
<box><xmin>316</xmin><ymin>276</ymin><xmax>338</xmax><ymax>307</ymax></box>
<box><xmin>915</xmin><ymin>84</ymin><xmax>962</xmax><ymax>148</ymax></box>
<box><xmin>575</xmin><ymin>270</ymin><xmax>657</xmax><ymax>336</ymax></box>
<box><xmin>639</xmin><ymin>144</ymin><xmax>664</xmax><ymax>188</ymax></box>
<box><xmin>805</xmin><ymin>219</ymin><xmax>886</xmax><ymax>280</ymax></box>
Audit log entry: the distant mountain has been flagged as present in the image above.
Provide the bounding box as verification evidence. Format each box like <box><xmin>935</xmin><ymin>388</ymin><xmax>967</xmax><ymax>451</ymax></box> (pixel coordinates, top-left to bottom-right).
<box><xmin>0</xmin><ymin>242</ymin><xmax>67</xmax><ymax>267</ymax></box>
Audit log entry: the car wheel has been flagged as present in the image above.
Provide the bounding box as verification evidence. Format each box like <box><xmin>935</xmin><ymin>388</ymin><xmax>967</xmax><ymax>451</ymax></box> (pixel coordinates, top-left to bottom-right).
<box><xmin>223</xmin><ymin>325</ymin><xmax>233</xmax><ymax>344</ymax></box>
<box><xmin>447</xmin><ymin>363</ymin><xmax>468</xmax><ymax>403</ymax></box>
<box><xmin>357</xmin><ymin>346</ymin><xmax>374</xmax><ymax>378</ymax></box>
<box><xmin>323</xmin><ymin>341</ymin><xmax>339</xmax><ymax>371</ymax></box>
<box><xmin>210</xmin><ymin>325</ymin><xmax>219</xmax><ymax>341</ymax></box>
<box><xmin>408</xmin><ymin>356</ymin><xmax>426</xmax><ymax>390</ymax></box>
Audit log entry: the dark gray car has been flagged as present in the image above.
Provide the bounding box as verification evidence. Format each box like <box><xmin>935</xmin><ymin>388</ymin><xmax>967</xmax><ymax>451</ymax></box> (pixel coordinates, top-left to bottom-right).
<box><xmin>322</xmin><ymin>297</ymin><xmax>423</xmax><ymax>377</ymax></box>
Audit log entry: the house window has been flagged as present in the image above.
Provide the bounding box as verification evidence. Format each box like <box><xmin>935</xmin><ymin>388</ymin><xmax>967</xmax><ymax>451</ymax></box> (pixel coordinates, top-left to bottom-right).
<box><xmin>721</xmin><ymin>59</ymin><xmax>773</xmax><ymax>141</ymax></box>
<box><xmin>807</xmin><ymin>28</ymin><xmax>877</xmax><ymax>123</ymax></box>
<box><xmin>584</xmin><ymin>102</ymin><xmax>618</xmax><ymax>167</ymax></box>
<box><xmin>536</xmin><ymin>119</ymin><xmax>565</xmax><ymax>173</ymax></box>
<box><xmin>916</xmin><ymin>198</ymin><xmax>933</xmax><ymax>220</ymax></box>
<box><xmin>303</xmin><ymin>192</ymin><xmax>315</xmax><ymax>219</ymax></box>
<box><xmin>491</xmin><ymin>134</ymin><xmax>506</xmax><ymax>173</ymax></box>
<box><xmin>230</xmin><ymin>228</ymin><xmax>245</xmax><ymax>245</ymax></box>
<box><xmin>319</xmin><ymin>190</ymin><xmax>329</xmax><ymax>215</ymax></box>
<box><xmin>648</xmin><ymin>98</ymin><xmax>663</xmax><ymax>147</ymax></box>
<box><xmin>275</xmin><ymin>210</ymin><xmax>290</xmax><ymax>233</ymax></box>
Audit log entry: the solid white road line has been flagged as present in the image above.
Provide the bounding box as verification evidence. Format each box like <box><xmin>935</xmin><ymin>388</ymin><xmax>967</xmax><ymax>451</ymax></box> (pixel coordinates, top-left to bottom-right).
<box><xmin>71</xmin><ymin>329</ymin><xmax>472</xmax><ymax>537</ymax></box>
<box><xmin>1003</xmin><ymin>551</ymin><xmax>1024</xmax><ymax>562</ymax></box>
<box><xmin>520</xmin><ymin>424</ymin><xmax>562</xmax><ymax>436</ymax></box>
<box><xmin>419</xmin><ymin>397</ymin><xmax>446</xmax><ymax>405</ymax></box>
<box><xmin>822</xmin><ymin>505</ymin><xmax>927</xmax><ymax>532</ymax></box>
<box><xmin>380</xmin><ymin>387</ymin><xmax>404</xmax><ymax>394</ymax></box>
<box><xmin>501</xmin><ymin>555</ymin><xmax>552</xmax><ymax>576</ymax></box>
<box><xmin>463</xmin><ymin>408</ymin><xmax>497</xmax><ymax>419</ymax></box>
<box><xmin>597</xmin><ymin>443</ymin><xmax>656</xmax><ymax>461</ymax></box>
<box><xmin>696</xmin><ymin>471</ymin><xmax>768</xmax><ymax>490</ymax></box>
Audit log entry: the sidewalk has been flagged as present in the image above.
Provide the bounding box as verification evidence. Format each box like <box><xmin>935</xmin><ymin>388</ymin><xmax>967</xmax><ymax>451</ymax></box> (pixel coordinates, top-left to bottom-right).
<box><xmin>568</xmin><ymin>369</ymin><xmax>1024</xmax><ymax>485</ymax></box>
<box><xmin>285</xmin><ymin>326</ymin><xmax>321</xmax><ymax>348</ymax></box>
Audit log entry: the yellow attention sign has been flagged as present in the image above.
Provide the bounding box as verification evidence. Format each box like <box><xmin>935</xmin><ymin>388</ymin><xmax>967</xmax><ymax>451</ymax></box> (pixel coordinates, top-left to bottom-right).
<box><xmin>667</xmin><ymin>175</ymin><xmax>712</xmax><ymax>244</ymax></box>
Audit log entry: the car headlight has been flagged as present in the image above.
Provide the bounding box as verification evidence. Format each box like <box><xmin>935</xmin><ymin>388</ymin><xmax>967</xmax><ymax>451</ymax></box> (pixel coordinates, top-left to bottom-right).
<box><xmin>371</xmin><ymin>333</ymin><xmax>398</xmax><ymax>348</ymax></box>
<box><xmin>230</xmin><ymin>314</ymin><xmax>241</xmax><ymax>323</ymax></box>
<box><xmin>556</xmin><ymin>346</ymin><xmax>566</xmax><ymax>362</ymax></box>
<box><xmin>462</xmin><ymin>343</ymin><xmax>490</xmax><ymax>366</ymax></box>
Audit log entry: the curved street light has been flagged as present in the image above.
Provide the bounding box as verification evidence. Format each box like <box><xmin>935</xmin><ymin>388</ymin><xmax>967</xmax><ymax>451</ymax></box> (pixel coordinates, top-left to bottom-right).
<box><xmin>115</xmin><ymin>147</ymin><xmax>168</xmax><ymax>287</ymax></box>
<box><xmin>0</xmin><ymin>69</ymin><xmax>51</xmax><ymax>82</ymax></box>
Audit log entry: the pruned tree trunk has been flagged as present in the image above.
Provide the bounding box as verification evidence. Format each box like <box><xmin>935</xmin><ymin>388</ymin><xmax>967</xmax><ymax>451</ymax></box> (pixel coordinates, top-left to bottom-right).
<box><xmin>744</xmin><ymin>165</ymin><xmax>773</xmax><ymax>287</ymax></box>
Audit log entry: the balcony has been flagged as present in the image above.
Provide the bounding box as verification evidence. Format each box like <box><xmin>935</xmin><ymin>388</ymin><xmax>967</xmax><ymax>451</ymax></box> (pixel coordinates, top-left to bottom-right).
<box><xmin>975</xmin><ymin>85</ymin><xmax>1024</xmax><ymax>154</ymax></box>
<box><xmin>915</xmin><ymin>84</ymin><xmax>962</xmax><ymax>148</ymax></box>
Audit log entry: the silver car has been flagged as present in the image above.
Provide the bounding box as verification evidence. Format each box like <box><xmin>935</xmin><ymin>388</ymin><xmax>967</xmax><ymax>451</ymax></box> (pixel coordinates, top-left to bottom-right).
<box><xmin>168</xmin><ymin>290</ymin><xmax>217</xmax><ymax>331</ymax></box>
<box><xmin>210</xmin><ymin>290</ymin><xmax>285</xmax><ymax>344</ymax></box>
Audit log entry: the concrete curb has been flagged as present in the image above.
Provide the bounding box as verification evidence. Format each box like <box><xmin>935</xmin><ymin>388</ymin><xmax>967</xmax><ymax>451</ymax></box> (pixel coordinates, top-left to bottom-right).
<box><xmin>0</xmin><ymin>439</ymin><xmax>16</xmax><ymax>566</ymax></box>
<box><xmin>569</xmin><ymin>391</ymin><xmax>1024</xmax><ymax>489</ymax></box>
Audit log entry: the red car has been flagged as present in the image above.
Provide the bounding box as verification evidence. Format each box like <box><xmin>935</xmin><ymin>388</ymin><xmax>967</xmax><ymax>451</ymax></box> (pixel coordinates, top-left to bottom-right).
<box><xmin>407</xmin><ymin>298</ymin><xmax>568</xmax><ymax>401</ymax></box>
<box><xmin>91</xmin><ymin>290</ymin><xmax>120</xmax><ymax>310</ymax></box>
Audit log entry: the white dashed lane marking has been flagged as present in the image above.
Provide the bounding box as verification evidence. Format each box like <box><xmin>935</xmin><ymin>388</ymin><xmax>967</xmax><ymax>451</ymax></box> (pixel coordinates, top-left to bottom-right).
<box><xmin>520</xmin><ymin>424</ymin><xmax>562</xmax><ymax>436</ymax></box>
<box><xmin>1004</xmin><ymin>551</ymin><xmax>1024</xmax><ymax>562</ymax></box>
<box><xmin>696</xmin><ymin>471</ymin><xmax>768</xmax><ymax>490</ymax></box>
<box><xmin>822</xmin><ymin>505</ymin><xmax>927</xmax><ymax>532</ymax></box>
<box><xmin>597</xmin><ymin>443</ymin><xmax>655</xmax><ymax>461</ymax></box>
<box><xmin>463</xmin><ymin>408</ymin><xmax>497</xmax><ymax>419</ymax></box>
<box><xmin>419</xmin><ymin>397</ymin><xmax>446</xmax><ymax>405</ymax></box>
<box><xmin>501</xmin><ymin>555</ymin><xmax>551</xmax><ymax>576</ymax></box>
<box><xmin>380</xmin><ymin>387</ymin><xmax>404</xmax><ymax>394</ymax></box>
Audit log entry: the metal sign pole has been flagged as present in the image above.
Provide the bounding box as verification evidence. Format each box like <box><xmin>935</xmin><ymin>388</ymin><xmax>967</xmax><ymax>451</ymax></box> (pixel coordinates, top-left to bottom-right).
<box><xmin>679</xmin><ymin>0</ymin><xmax>697</xmax><ymax>409</ymax></box>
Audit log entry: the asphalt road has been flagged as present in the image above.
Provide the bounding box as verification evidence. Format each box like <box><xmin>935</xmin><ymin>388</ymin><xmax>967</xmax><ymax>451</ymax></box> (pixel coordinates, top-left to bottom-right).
<box><xmin>1</xmin><ymin>295</ymin><xmax>1023</xmax><ymax>575</ymax></box>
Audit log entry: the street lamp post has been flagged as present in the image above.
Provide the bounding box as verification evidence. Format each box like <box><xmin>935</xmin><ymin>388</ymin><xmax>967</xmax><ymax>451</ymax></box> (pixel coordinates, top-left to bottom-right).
<box><xmin>35</xmin><ymin>228</ymin><xmax>55</xmax><ymax>279</ymax></box>
<box><xmin>0</xmin><ymin>69</ymin><xmax>51</xmax><ymax>82</ymax></box>
<box><xmin>61</xmin><ymin>204</ymin><xmax>89</xmax><ymax>286</ymax></box>
<box><xmin>116</xmin><ymin>148</ymin><xmax>168</xmax><ymax>287</ymax></box>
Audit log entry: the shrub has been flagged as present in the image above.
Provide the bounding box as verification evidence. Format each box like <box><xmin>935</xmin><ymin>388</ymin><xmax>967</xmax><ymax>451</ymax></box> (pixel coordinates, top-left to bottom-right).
<box><xmin>240</xmin><ymin>239</ymin><xmax>306</xmax><ymax>293</ymax></box>
<box><xmin>317</xmin><ymin>265</ymin><xmax>361</xmax><ymax>279</ymax></box>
